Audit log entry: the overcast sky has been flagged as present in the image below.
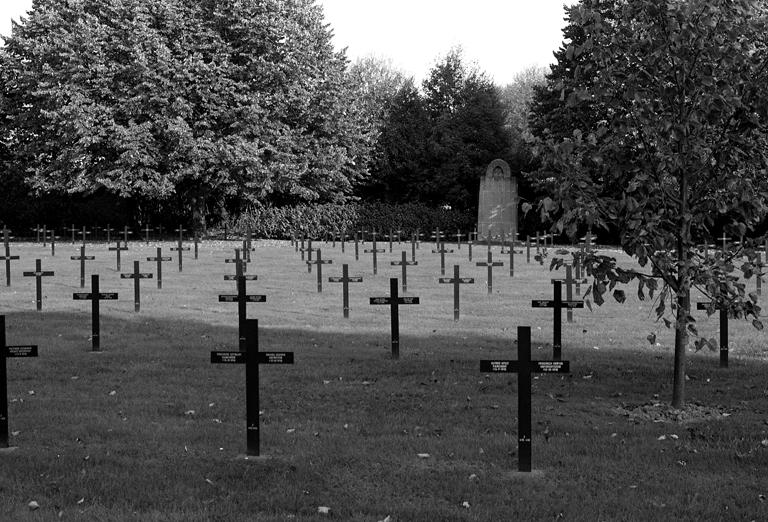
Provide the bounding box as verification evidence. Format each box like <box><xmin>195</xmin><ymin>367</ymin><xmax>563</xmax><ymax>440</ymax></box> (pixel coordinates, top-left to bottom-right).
<box><xmin>1</xmin><ymin>0</ymin><xmax>574</xmax><ymax>86</ymax></box>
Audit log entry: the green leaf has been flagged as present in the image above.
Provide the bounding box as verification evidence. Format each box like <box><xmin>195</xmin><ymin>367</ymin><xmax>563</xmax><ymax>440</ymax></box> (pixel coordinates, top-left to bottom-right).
<box><xmin>613</xmin><ymin>289</ymin><xmax>626</xmax><ymax>303</ymax></box>
<box><xmin>646</xmin><ymin>333</ymin><xmax>656</xmax><ymax>344</ymax></box>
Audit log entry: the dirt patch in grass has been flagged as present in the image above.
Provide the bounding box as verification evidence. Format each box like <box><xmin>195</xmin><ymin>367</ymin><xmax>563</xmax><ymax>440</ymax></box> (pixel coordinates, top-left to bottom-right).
<box><xmin>612</xmin><ymin>401</ymin><xmax>733</xmax><ymax>423</ymax></box>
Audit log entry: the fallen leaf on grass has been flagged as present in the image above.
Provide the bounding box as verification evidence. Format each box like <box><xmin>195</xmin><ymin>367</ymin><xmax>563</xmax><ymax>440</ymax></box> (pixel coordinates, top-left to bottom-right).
<box><xmin>377</xmin><ymin>516</ymin><xmax>391</xmax><ymax>522</ymax></box>
<box><xmin>761</xmin><ymin>440</ymin><xmax>768</xmax><ymax>448</ymax></box>
<box><xmin>28</xmin><ymin>501</ymin><xmax>39</xmax><ymax>510</ymax></box>
<box><xmin>658</xmin><ymin>435</ymin><xmax>667</xmax><ymax>441</ymax></box>
<box><xmin>28</xmin><ymin>390</ymin><xmax>35</xmax><ymax>395</ymax></box>
<box><xmin>11</xmin><ymin>431</ymin><xmax>20</xmax><ymax>436</ymax></box>
<box><xmin>462</xmin><ymin>501</ymin><xmax>470</xmax><ymax>508</ymax></box>
<box><xmin>317</xmin><ymin>506</ymin><xmax>331</xmax><ymax>515</ymax></box>
<box><xmin>184</xmin><ymin>410</ymin><xmax>195</xmax><ymax>416</ymax></box>
<box><xmin>77</xmin><ymin>498</ymin><xmax>84</xmax><ymax>505</ymax></box>
<box><xmin>286</xmin><ymin>428</ymin><xmax>296</xmax><ymax>434</ymax></box>
<box><xmin>417</xmin><ymin>453</ymin><xmax>430</xmax><ymax>459</ymax></box>
<box><xmin>108</xmin><ymin>390</ymin><xmax>116</xmax><ymax>396</ymax></box>
<box><xmin>205</xmin><ymin>478</ymin><xmax>215</xmax><ymax>486</ymax></box>
<box><xmin>468</xmin><ymin>474</ymin><xmax>478</xmax><ymax>481</ymax></box>
<box><xmin>582</xmin><ymin>374</ymin><xmax>593</xmax><ymax>380</ymax></box>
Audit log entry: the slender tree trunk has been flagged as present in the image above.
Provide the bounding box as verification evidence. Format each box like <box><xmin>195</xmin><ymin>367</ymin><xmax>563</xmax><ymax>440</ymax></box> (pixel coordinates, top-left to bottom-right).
<box><xmin>672</xmin><ymin>278</ymin><xmax>689</xmax><ymax>408</ymax></box>
<box><xmin>673</xmin><ymin>168</ymin><xmax>691</xmax><ymax>408</ymax></box>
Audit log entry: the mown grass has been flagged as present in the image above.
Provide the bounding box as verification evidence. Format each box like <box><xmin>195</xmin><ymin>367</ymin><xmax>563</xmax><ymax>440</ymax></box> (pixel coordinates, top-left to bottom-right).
<box><xmin>0</xmin><ymin>237</ymin><xmax>766</xmax><ymax>521</ymax></box>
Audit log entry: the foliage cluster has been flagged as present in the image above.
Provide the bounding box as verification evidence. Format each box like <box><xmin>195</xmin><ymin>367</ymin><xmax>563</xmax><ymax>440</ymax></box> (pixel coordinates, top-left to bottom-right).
<box><xmin>527</xmin><ymin>0</ymin><xmax>768</xmax><ymax>406</ymax></box>
<box><xmin>226</xmin><ymin>202</ymin><xmax>475</xmax><ymax>239</ymax></box>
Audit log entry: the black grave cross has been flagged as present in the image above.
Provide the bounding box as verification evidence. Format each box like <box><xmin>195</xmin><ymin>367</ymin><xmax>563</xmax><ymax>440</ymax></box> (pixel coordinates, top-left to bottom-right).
<box><xmin>298</xmin><ymin>235</ymin><xmax>306</xmax><ymax>260</ymax></box>
<box><xmin>22</xmin><ymin>259</ymin><xmax>55</xmax><ymax>311</ymax></box>
<box><xmin>41</xmin><ymin>225</ymin><xmax>47</xmax><ymax>247</ymax></box>
<box><xmin>1</xmin><ymin>228</ymin><xmax>19</xmax><ymax>287</ymax></box>
<box><xmin>385</xmin><ymin>229</ymin><xmax>396</xmax><ymax>253</ymax></box>
<box><xmin>72</xmin><ymin>274</ymin><xmax>118</xmax><ymax>351</ymax></box>
<box><xmin>47</xmin><ymin>229</ymin><xmax>60</xmax><ymax>256</ymax></box>
<box><xmin>103</xmin><ymin>224</ymin><xmax>114</xmax><ymax>245</ymax></box>
<box><xmin>328</xmin><ymin>264</ymin><xmax>363</xmax><ymax>318</ymax></box>
<box><xmin>550</xmin><ymin>265</ymin><xmax>587</xmax><ymax>323</ymax></box>
<box><xmin>225</xmin><ymin>248</ymin><xmax>249</xmax><ymax>273</ymax></box>
<box><xmin>224</xmin><ymin>256</ymin><xmax>258</xmax><ymax>284</ymax></box>
<box><xmin>210</xmin><ymin>319</ymin><xmax>294</xmax><ymax>457</ymax></box>
<box><xmin>108</xmin><ymin>240</ymin><xmax>128</xmax><ymax>271</ymax></box>
<box><xmin>354</xmin><ymin>231</ymin><xmax>360</xmax><ymax>261</ymax></box>
<box><xmin>696</xmin><ymin>301</ymin><xmax>730</xmax><ymax>368</ymax></box>
<box><xmin>390</xmin><ymin>251</ymin><xmax>418</xmax><ymax>292</ymax></box>
<box><xmin>364</xmin><ymin>231</ymin><xmax>385</xmax><ymax>275</ymax></box>
<box><xmin>306</xmin><ymin>248</ymin><xmax>333</xmax><ymax>292</ymax></box>
<box><xmin>70</xmin><ymin>245</ymin><xmax>96</xmax><ymax>288</ymax></box>
<box><xmin>193</xmin><ymin>231</ymin><xmax>200</xmax><ymax>260</ymax></box>
<box><xmin>122</xmin><ymin>225</ymin><xmax>133</xmax><ymax>245</ymax></box>
<box><xmin>502</xmin><ymin>239</ymin><xmax>523</xmax><ymax>277</ymax></box>
<box><xmin>300</xmin><ymin>239</ymin><xmax>318</xmax><ymax>273</ymax></box>
<box><xmin>0</xmin><ymin>315</ymin><xmax>39</xmax><ymax>449</ymax></box>
<box><xmin>454</xmin><ymin>229</ymin><xmax>464</xmax><ymax>250</ymax></box>
<box><xmin>68</xmin><ymin>224</ymin><xmax>78</xmax><ymax>244</ymax></box>
<box><xmin>410</xmin><ymin>234</ymin><xmax>417</xmax><ymax>262</ymax></box>
<box><xmin>431</xmin><ymin>227</ymin><xmax>444</xmax><ymax>248</ymax></box>
<box><xmin>526</xmin><ymin>235</ymin><xmax>531</xmax><ymax>263</ymax></box>
<box><xmin>431</xmin><ymin>241</ymin><xmax>454</xmax><ymax>276</ymax></box>
<box><xmin>467</xmin><ymin>230</ymin><xmax>478</xmax><ymax>262</ymax></box>
<box><xmin>143</xmin><ymin>224</ymin><xmax>154</xmax><ymax>244</ymax></box>
<box><xmin>438</xmin><ymin>264</ymin><xmax>475</xmax><ymax>320</ymax></box>
<box><xmin>757</xmin><ymin>250</ymin><xmax>763</xmax><ymax>296</ymax></box>
<box><xmin>30</xmin><ymin>224</ymin><xmax>41</xmax><ymax>244</ymax></box>
<box><xmin>170</xmin><ymin>226</ymin><xmax>190</xmax><ymax>272</ymax></box>
<box><xmin>719</xmin><ymin>233</ymin><xmax>731</xmax><ymax>252</ymax></box>
<box><xmin>120</xmin><ymin>260</ymin><xmax>153</xmax><ymax>312</ymax></box>
<box><xmin>369</xmin><ymin>278</ymin><xmax>420</xmax><ymax>359</ymax></box>
<box><xmin>147</xmin><ymin>247</ymin><xmax>172</xmax><ymax>289</ymax></box>
<box><xmin>78</xmin><ymin>226</ymin><xmax>91</xmax><ymax>246</ymax></box>
<box><xmin>480</xmin><ymin>325</ymin><xmax>570</xmax><ymax>473</ymax></box>
<box><xmin>476</xmin><ymin>251</ymin><xmax>504</xmax><ymax>295</ymax></box>
<box><xmin>218</xmin><ymin>269</ymin><xmax>267</xmax><ymax>352</ymax></box>
<box><xmin>532</xmin><ymin>281</ymin><xmax>584</xmax><ymax>360</ymax></box>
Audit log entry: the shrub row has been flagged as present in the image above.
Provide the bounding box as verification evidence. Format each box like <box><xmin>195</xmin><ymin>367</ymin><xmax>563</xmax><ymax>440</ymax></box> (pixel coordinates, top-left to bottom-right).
<box><xmin>225</xmin><ymin>202</ymin><xmax>476</xmax><ymax>239</ymax></box>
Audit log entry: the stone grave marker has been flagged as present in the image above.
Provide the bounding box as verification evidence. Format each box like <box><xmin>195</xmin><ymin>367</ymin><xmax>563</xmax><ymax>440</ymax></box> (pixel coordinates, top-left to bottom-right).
<box><xmin>70</xmin><ymin>245</ymin><xmax>96</xmax><ymax>288</ymax></box>
<box><xmin>532</xmin><ymin>281</ymin><xmax>584</xmax><ymax>360</ymax></box>
<box><xmin>147</xmin><ymin>247</ymin><xmax>173</xmax><ymax>289</ymax></box>
<box><xmin>328</xmin><ymin>264</ymin><xmax>363</xmax><ymax>318</ymax></box>
<box><xmin>480</xmin><ymin>325</ymin><xmax>569</xmax><ymax>472</ymax></box>
<box><xmin>73</xmin><ymin>274</ymin><xmax>118</xmax><ymax>351</ymax></box>
<box><xmin>120</xmin><ymin>260</ymin><xmax>153</xmax><ymax>312</ymax></box>
<box><xmin>477</xmin><ymin>159</ymin><xmax>517</xmax><ymax>241</ymax></box>
<box><xmin>369</xmin><ymin>278</ymin><xmax>420</xmax><ymax>359</ymax></box>
<box><xmin>1</xmin><ymin>315</ymin><xmax>38</xmax><ymax>450</ymax></box>
<box><xmin>22</xmin><ymin>259</ymin><xmax>54</xmax><ymax>311</ymax></box>
<box><xmin>439</xmin><ymin>265</ymin><xmax>474</xmax><ymax>320</ymax></box>
<box><xmin>210</xmin><ymin>319</ymin><xmax>294</xmax><ymax>457</ymax></box>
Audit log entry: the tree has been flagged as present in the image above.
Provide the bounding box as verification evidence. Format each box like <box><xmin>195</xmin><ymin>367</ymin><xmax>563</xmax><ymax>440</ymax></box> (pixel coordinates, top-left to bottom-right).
<box><xmin>500</xmin><ymin>65</ymin><xmax>548</xmax><ymax>142</ymax></box>
<box><xmin>529</xmin><ymin>0</ymin><xmax>768</xmax><ymax>407</ymax></box>
<box><xmin>0</xmin><ymin>0</ymin><xmax>369</xmax><ymax>223</ymax></box>
<box><xmin>419</xmin><ymin>48</ymin><xmax>511</xmax><ymax>210</ymax></box>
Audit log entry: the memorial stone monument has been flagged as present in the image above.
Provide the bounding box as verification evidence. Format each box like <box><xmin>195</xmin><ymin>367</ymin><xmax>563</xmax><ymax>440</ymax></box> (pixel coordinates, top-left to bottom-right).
<box><xmin>477</xmin><ymin>159</ymin><xmax>517</xmax><ymax>241</ymax></box>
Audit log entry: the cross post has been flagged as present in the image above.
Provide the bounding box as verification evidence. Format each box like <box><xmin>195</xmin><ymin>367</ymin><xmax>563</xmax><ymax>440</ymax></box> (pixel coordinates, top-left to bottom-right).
<box><xmin>364</xmin><ymin>231</ymin><xmax>385</xmax><ymax>275</ymax></box>
<box><xmin>697</xmin><ymin>302</ymin><xmax>730</xmax><ymax>368</ymax></box>
<box><xmin>108</xmin><ymin>240</ymin><xmax>128</xmax><ymax>271</ymax></box>
<box><xmin>22</xmin><ymin>259</ymin><xmax>55</xmax><ymax>311</ymax></box>
<box><xmin>369</xmin><ymin>278</ymin><xmax>420</xmax><ymax>359</ymax></box>
<box><xmin>307</xmin><ymin>248</ymin><xmax>333</xmax><ymax>292</ymax></box>
<box><xmin>432</xmin><ymin>241</ymin><xmax>454</xmax><ymax>276</ymax></box>
<box><xmin>147</xmin><ymin>247</ymin><xmax>172</xmax><ymax>289</ymax></box>
<box><xmin>480</xmin><ymin>326</ymin><xmax>569</xmax><ymax>472</ymax></box>
<box><xmin>532</xmin><ymin>281</ymin><xmax>584</xmax><ymax>360</ymax></box>
<box><xmin>438</xmin><ymin>265</ymin><xmax>475</xmax><ymax>320</ymax></box>
<box><xmin>218</xmin><ymin>268</ymin><xmax>267</xmax><ymax>351</ymax></box>
<box><xmin>390</xmin><ymin>251</ymin><xmax>418</xmax><ymax>292</ymax></box>
<box><xmin>476</xmin><ymin>251</ymin><xmax>504</xmax><ymax>295</ymax></box>
<box><xmin>72</xmin><ymin>274</ymin><xmax>118</xmax><ymax>351</ymax></box>
<box><xmin>70</xmin><ymin>245</ymin><xmax>95</xmax><ymax>288</ymax></box>
<box><xmin>120</xmin><ymin>260</ymin><xmax>153</xmax><ymax>312</ymax></box>
<box><xmin>329</xmin><ymin>264</ymin><xmax>363</xmax><ymax>318</ymax></box>
<box><xmin>0</xmin><ymin>315</ymin><xmax>39</xmax><ymax>449</ymax></box>
<box><xmin>170</xmin><ymin>226</ymin><xmax>190</xmax><ymax>272</ymax></box>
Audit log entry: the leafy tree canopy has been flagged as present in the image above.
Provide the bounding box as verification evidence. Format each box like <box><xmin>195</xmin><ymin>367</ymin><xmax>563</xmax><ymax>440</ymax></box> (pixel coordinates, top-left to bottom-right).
<box><xmin>529</xmin><ymin>0</ymin><xmax>768</xmax><ymax>406</ymax></box>
<box><xmin>0</xmin><ymin>0</ymin><xmax>369</xmax><ymax>216</ymax></box>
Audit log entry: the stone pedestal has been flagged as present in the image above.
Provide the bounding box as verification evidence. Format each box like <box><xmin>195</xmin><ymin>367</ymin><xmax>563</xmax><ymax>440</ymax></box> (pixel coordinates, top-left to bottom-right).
<box><xmin>478</xmin><ymin>159</ymin><xmax>517</xmax><ymax>240</ymax></box>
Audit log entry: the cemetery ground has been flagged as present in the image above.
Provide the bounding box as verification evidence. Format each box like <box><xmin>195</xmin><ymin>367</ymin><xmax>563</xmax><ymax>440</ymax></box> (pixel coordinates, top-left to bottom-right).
<box><xmin>0</xmin><ymin>237</ymin><xmax>767</xmax><ymax>521</ymax></box>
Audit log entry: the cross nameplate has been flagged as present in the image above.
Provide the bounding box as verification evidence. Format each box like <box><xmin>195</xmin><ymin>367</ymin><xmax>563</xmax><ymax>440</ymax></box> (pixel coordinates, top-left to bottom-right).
<box><xmin>369</xmin><ymin>297</ymin><xmax>420</xmax><ymax>305</ymax></box>
<box><xmin>218</xmin><ymin>295</ymin><xmax>266</xmax><ymax>303</ymax></box>
<box><xmin>73</xmin><ymin>292</ymin><xmax>118</xmax><ymax>300</ymax></box>
<box><xmin>5</xmin><ymin>345</ymin><xmax>38</xmax><ymax>358</ymax></box>
<box><xmin>531</xmin><ymin>300</ymin><xmax>584</xmax><ymax>308</ymax></box>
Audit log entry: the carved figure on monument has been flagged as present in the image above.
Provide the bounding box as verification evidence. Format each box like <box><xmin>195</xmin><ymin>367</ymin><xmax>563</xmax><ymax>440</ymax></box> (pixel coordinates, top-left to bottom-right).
<box><xmin>477</xmin><ymin>159</ymin><xmax>517</xmax><ymax>241</ymax></box>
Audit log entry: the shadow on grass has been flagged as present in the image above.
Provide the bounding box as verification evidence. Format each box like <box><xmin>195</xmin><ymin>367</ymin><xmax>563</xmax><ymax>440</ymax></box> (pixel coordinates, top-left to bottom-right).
<box><xmin>1</xmin><ymin>310</ymin><xmax>767</xmax><ymax>521</ymax></box>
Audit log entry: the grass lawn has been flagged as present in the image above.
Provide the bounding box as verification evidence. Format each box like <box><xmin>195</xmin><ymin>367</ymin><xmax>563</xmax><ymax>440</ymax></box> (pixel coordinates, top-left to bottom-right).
<box><xmin>0</xmin><ymin>236</ymin><xmax>766</xmax><ymax>521</ymax></box>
